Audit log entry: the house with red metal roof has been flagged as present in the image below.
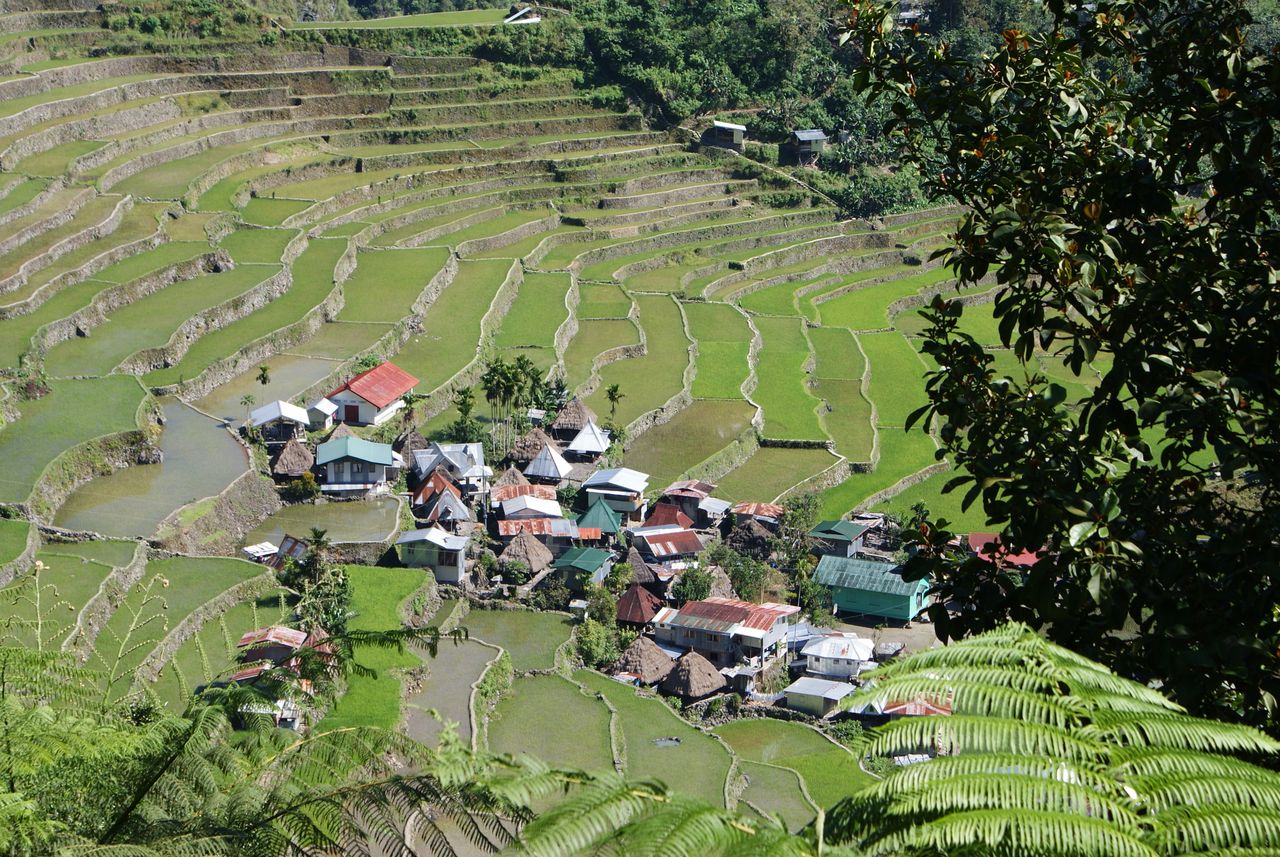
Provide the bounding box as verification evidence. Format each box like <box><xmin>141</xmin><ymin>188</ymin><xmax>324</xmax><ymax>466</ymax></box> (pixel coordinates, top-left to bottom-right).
<box><xmin>643</xmin><ymin>503</ymin><xmax>695</xmax><ymax>530</ymax></box>
<box><xmin>965</xmin><ymin>532</ymin><xmax>1039</xmax><ymax>568</ymax></box>
<box><xmin>633</xmin><ymin>527</ymin><xmax>703</xmax><ymax>566</ymax></box>
<box><xmin>730</xmin><ymin>501</ymin><xmax>785</xmax><ymax>529</ymax></box>
<box><xmin>652</xmin><ymin>597</ymin><xmax>800</xmax><ymax>668</ymax></box>
<box><xmin>326</xmin><ymin>361</ymin><xmax>419</xmax><ymax>426</ymax></box>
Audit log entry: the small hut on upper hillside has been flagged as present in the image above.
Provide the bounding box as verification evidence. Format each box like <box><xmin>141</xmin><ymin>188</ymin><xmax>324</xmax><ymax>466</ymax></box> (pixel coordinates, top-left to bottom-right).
<box><xmin>498</xmin><ymin>529</ymin><xmax>554</xmax><ymax>577</ymax></box>
<box><xmin>616</xmin><ymin>582</ymin><xmax>664</xmax><ymax>628</ymax></box>
<box><xmin>550</xmin><ymin>398</ymin><xmax>596</xmax><ymax>438</ymax></box>
<box><xmin>511</xmin><ymin>427</ymin><xmax>559</xmax><ymax>464</ymax></box>
<box><xmin>494</xmin><ymin>466</ymin><xmax>530</xmax><ymax>489</ymax></box>
<box><xmin>660</xmin><ymin>651</ymin><xmax>727</xmax><ymax>701</ymax></box>
<box><xmin>614</xmin><ymin>636</ymin><xmax>674</xmax><ymax>685</ymax></box>
<box><xmin>271</xmin><ymin>438</ymin><xmax>314</xmax><ymax>480</ymax></box>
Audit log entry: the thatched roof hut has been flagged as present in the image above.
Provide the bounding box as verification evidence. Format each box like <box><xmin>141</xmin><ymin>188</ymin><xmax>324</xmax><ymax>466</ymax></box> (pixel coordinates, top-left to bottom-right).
<box><xmin>271</xmin><ymin>438</ymin><xmax>314</xmax><ymax>478</ymax></box>
<box><xmin>660</xmin><ymin>651</ymin><xmax>727</xmax><ymax>700</ymax></box>
<box><xmin>498</xmin><ymin>529</ymin><xmax>554</xmax><ymax>575</ymax></box>
<box><xmin>511</xmin><ymin>427</ymin><xmax>559</xmax><ymax>464</ymax></box>
<box><xmin>494</xmin><ymin>466</ymin><xmax>530</xmax><ymax>489</ymax></box>
<box><xmin>394</xmin><ymin>428</ymin><xmax>429</xmax><ymax>458</ymax></box>
<box><xmin>614</xmin><ymin>635</ymin><xmax>674</xmax><ymax>685</ymax></box>
<box><xmin>625</xmin><ymin>546</ymin><xmax>659</xmax><ymax>587</ymax></box>
<box><xmin>616</xmin><ymin>583</ymin><xmax>664</xmax><ymax>626</ymax></box>
<box><xmin>325</xmin><ymin>422</ymin><xmax>355</xmax><ymax>442</ymax></box>
<box><xmin>709</xmin><ymin>565</ymin><xmax>737</xmax><ymax>600</ymax></box>
<box><xmin>550</xmin><ymin>398</ymin><xmax>596</xmax><ymax>434</ymax></box>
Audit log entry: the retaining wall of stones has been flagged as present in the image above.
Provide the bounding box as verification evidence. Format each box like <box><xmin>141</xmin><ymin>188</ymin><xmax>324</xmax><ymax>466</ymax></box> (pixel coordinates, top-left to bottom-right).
<box><xmin>326</xmin><ymin>112</ymin><xmax>642</xmax><ymax>149</ymax></box>
<box><xmin>0</xmin><ymin>176</ymin><xmax>63</xmax><ymax>229</ymax></box>
<box><xmin>598</xmin><ymin>178</ymin><xmax>753</xmax><ymax>210</ymax></box>
<box><xmin>62</xmin><ymin>540</ymin><xmax>148</xmax><ymax>662</ymax></box>
<box><xmin>0</xmin><ymin>195</ymin><xmax>131</xmax><ymax>297</ymax></box>
<box><xmin>154</xmin><ymin>468</ymin><xmax>283</xmax><ymax>556</ymax></box>
<box><xmin>456</xmin><ymin>211</ymin><xmax>560</xmax><ymax>258</ymax></box>
<box><xmin>0</xmin><ymin>185</ymin><xmax>95</xmax><ymax>258</ymax></box>
<box><xmin>0</xmin><ymin>520</ymin><xmax>39</xmax><ymax>588</ymax></box>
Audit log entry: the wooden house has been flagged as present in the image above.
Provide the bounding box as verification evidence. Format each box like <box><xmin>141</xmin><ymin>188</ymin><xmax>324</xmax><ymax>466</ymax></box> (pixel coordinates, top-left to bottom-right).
<box><xmin>789</xmin><ymin>129</ymin><xmax>827</xmax><ymax>165</ymax></box>
<box><xmin>411</xmin><ymin>441</ymin><xmax>491</xmax><ymax>497</ymax></box>
<box><xmin>705</xmin><ymin>120</ymin><xmax>746</xmax><ymax>151</ymax></box>
<box><xmin>552</xmin><ymin>546</ymin><xmax>612</xmax><ymax>592</ymax></box>
<box><xmin>325</xmin><ymin>361</ymin><xmax>419</xmax><ymax>426</ymax></box>
<box><xmin>616</xmin><ymin>582</ymin><xmax>664</xmax><ymax>628</ymax></box>
<box><xmin>814</xmin><ymin>555</ymin><xmax>931</xmax><ymax>622</ymax></box>
<box><xmin>808</xmin><ymin>519</ymin><xmax>872</xmax><ymax>558</ymax></box>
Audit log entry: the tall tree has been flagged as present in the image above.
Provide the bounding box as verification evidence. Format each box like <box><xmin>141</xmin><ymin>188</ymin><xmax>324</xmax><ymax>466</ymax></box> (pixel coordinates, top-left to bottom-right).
<box><xmin>605</xmin><ymin>383</ymin><xmax>625</xmax><ymax>422</ymax></box>
<box><xmin>844</xmin><ymin>0</ymin><xmax>1280</xmax><ymax>729</ymax></box>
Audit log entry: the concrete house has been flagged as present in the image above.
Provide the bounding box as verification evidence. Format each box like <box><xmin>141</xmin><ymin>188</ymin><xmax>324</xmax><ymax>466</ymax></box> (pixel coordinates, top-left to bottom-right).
<box><xmin>397</xmin><ymin>527</ymin><xmax>469</xmax><ymax>584</ymax></box>
<box><xmin>652</xmin><ymin>598</ymin><xmax>799</xmax><ymax>668</ymax></box>
<box><xmin>308</xmin><ymin>397</ymin><xmax>338</xmax><ymax>431</ymax></box>
<box><xmin>801</xmin><ymin>633</ymin><xmax>875</xmax><ymax>680</ymax></box>
<box><xmin>784</xmin><ymin>676</ymin><xmax>857</xmax><ymax>718</ymax></box>
<box><xmin>582</xmin><ymin>467</ymin><xmax>650</xmax><ymax>523</ymax></box>
<box><xmin>315</xmin><ymin>436</ymin><xmax>397</xmax><ymax>494</ymax></box>
<box><xmin>326</xmin><ymin>361</ymin><xmax>419</xmax><ymax>426</ymax></box>
<box><xmin>814</xmin><ymin>555</ymin><xmax>931</xmax><ymax>622</ymax></box>
<box><xmin>808</xmin><ymin>519</ymin><xmax>872</xmax><ymax>558</ymax></box>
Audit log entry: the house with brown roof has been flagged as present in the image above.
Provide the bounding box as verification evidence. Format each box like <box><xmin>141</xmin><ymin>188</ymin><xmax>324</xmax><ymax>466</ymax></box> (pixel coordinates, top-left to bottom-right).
<box><xmin>326</xmin><ymin>361</ymin><xmax>419</xmax><ymax>426</ymax></box>
<box><xmin>410</xmin><ymin>468</ymin><xmax>473</xmax><ymax>531</ymax></box>
<box><xmin>616</xmin><ymin>582</ymin><xmax>664</xmax><ymax>628</ymax></box>
<box><xmin>644</xmin><ymin>503</ymin><xmax>695</xmax><ymax>530</ymax></box>
<box><xmin>632</xmin><ymin>527</ymin><xmax>704</xmax><ymax>567</ymax></box>
<box><xmin>549</xmin><ymin>397</ymin><xmax>596</xmax><ymax>440</ymax></box>
<box><xmin>730</xmin><ymin>501</ymin><xmax>785</xmax><ymax>529</ymax></box>
<box><xmin>652</xmin><ymin>597</ymin><xmax>800</xmax><ymax>668</ymax></box>
<box><xmin>613</xmin><ymin>635</ymin><xmax>674</xmax><ymax>685</ymax></box>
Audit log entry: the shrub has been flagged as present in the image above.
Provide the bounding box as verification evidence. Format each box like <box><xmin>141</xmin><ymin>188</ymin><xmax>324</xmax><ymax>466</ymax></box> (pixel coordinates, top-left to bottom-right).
<box><xmin>826</xmin><ymin>719</ymin><xmax>864</xmax><ymax>748</ymax></box>
<box><xmin>282</xmin><ymin>472</ymin><xmax>320</xmax><ymax>502</ymax></box>
<box><xmin>575</xmin><ymin>618</ymin><xmax>620</xmax><ymax>669</ymax></box>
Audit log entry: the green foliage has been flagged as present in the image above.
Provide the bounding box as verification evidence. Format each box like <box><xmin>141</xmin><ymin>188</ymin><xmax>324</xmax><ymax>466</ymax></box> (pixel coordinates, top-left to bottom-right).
<box><xmin>826</xmin><ymin>718</ymin><xmax>865</xmax><ymax>748</ymax></box>
<box><xmin>706</xmin><ymin>544</ymin><xmax>767</xmax><ymax>603</ymax></box>
<box><xmin>281</xmin><ymin>471</ymin><xmax>321</xmax><ymax>502</ymax></box>
<box><xmin>298</xmin><ymin>565</ymin><xmax>354</xmax><ymax>636</ymax></box>
<box><xmin>530</xmin><ymin>574</ymin><xmax>570</xmax><ymax>612</ymax></box>
<box><xmin>670</xmin><ymin>567</ymin><xmax>711</xmax><ymax>604</ymax></box>
<box><xmin>584</xmin><ymin>584</ymin><xmax>615</xmax><ymax>626</ymax></box>
<box><xmin>846</xmin><ymin>0</ymin><xmax>1280</xmax><ymax>731</ymax></box>
<box><xmin>574</xmin><ymin>618</ymin><xmax>620</xmax><ymax>670</ymax></box>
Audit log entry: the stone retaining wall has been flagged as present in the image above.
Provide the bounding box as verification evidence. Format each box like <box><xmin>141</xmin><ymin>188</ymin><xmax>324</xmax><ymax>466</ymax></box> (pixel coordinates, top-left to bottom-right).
<box><xmin>0</xmin><ymin>224</ymin><xmax>167</xmax><ymax>320</ymax></box>
<box><xmin>0</xmin><ymin>186</ymin><xmax>94</xmax><ymax>259</ymax></box>
<box><xmin>778</xmin><ymin>454</ymin><xmax>851</xmax><ymax>502</ymax></box>
<box><xmin>0</xmin><ymin>195</ymin><xmax>132</xmax><ymax>297</ymax></box>
<box><xmin>552</xmin><ymin>272</ymin><xmax>580</xmax><ymax>367</ymax></box>
<box><xmin>0</xmin><ymin>10</ymin><xmax>100</xmax><ymax>35</ymax></box>
<box><xmin>391</xmin><ymin>80</ymin><xmax>576</xmax><ymax>107</ymax></box>
<box><xmin>680</xmin><ymin>423</ymin><xmax>761</xmax><ymax>486</ymax></box>
<box><xmin>135</xmin><ymin>571</ymin><xmax>276</xmax><ymax>683</ymax></box>
<box><xmin>117</xmin><ymin>265</ymin><xmax>290</xmax><ymax>375</ymax></box>
<box><xmin>0</xmin><ymin>176</ymin><xmax>62</xmax><ymax>228</ymax></box>
<box><xmin>154</xmin><ymin>468</ymin><xmax>282</xmax><ymax>556</ymax></box>
<box><xmin>563</xmin><ymin>195</ymin><xmax>732</xmax><ymax>229</ymax></box>
<box><xmin>857</xmin><ymin>461</ymin><xmax>950</xmax><ymax>512</ymax></box>
<box><xmin>358</xmin><ymin>132</ymin><xmax>668</xmax><ymax>173</ymax></box>
<box><xmin>326</xmin><ymin>112</ymin><xmax>641</xmax><ymax>149</ymax></box>
<box><xmin>63</xmin><ymin>540</ymin><xmax>148</xmax><ymax>662</ymax></box>
<box><xmin>387</xmin><ymin>203</ymin><xmax>501</xmax><ymax>249</ymax></box>
<box><xmin>31</xmin><ymin>250</ymin><xmax>229</xmax><ymax>362</ymax></box>
<box><xmin>457</xmin><ymin>211</ymin><xmax>559</xmax><ymax>258</ymax></box>
<box><xmin>0</xmin><ymin>519</ymin><xmax>39</xmax><ymax>588</ymax></box>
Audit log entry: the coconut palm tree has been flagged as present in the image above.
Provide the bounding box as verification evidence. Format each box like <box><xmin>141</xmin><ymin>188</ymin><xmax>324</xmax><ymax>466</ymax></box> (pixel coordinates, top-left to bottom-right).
<box><xmin>506</xmin><ymin>623</ymin><xmax>1280</xmax><ymax>857</ymax></box>
<box><xmin>605</xmin><ymin>383</ymin><xmax>625</xmax><ymax>422</ymax></box>
<box><xmin>240</xmin><ymin>393</ymin><xmax>255</xmax><ymax>424</ymax></box>
<box><xmin>256</xmin><ymin>364</ymin><xmax>270</xmax><ymax>387</ymax></box>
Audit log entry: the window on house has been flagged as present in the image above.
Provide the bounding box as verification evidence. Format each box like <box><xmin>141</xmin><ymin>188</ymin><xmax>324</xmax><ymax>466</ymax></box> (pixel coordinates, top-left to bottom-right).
<box><xmin>352</xmin><ymin>461</ymin><xmax>364</xmax><ymax>474</ymax></box>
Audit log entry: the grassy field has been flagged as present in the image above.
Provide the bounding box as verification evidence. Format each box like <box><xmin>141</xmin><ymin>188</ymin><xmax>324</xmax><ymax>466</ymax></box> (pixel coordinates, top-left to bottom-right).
<box><xmin>714</xmin><ymin>719</ymin><xmax>873</xmax><ymax>810</ymax></box>
<box><xmin>752</xmin><ymin>316</ymin><xmax>825</xmax><ymax>441</ymax></box>
<box><xmin>494</xmin><ymin>271</ymin><xmax>570</xmax><ymax>349</ymax></box>
<box><xmin>220</xmin><ymin>228</ymin><xmax>297</xmax><ymax>265</ymax></box>
<box><xmin>685</xmin><ymin>301</ymin><xmax>752</xmax><ymax>399</ymax></box>
<box><xmin>715</xmin><ymin>446</ymin><xmax>838</xmax><ymax>503</ymax></box>
<box><xmin>576</xmin><ymin>670</ymin><xmax>732</xmax><ymax>807</ymax></box>
<box><xmin>339</xmin><ymin>247</ymin><xmax>450</xmax><ymax>323</ymax></box>
<box><xmin>145</xmin><ymin>238</ymin><xmax>346</xmax><ymax>386</ymax></box>
<box><xmin>41</xmin><ymin>538</ymin><xmax>136</xmax><ymax>567</ymax></box>
<box><xmin>815</xmin><ymin>267</ymin><xmax>956</xmax><ymax>330</ymax></box>
<box><xmin>320</xmin><ymin>566</ymin><xmax>427</xmax><ymax>731</ymax></box>
<box><xmin>585</xmin><ymin>295</ymin><xmax>689</xmax><ymax>424</ymax></box>
<box><xmin>859</xmin><ymin>332</ymin><xmax>931</xmax><ymax>427</ymax></box>
<box><xmin>873</xmin><ymin>466</ymin><xmax>993</xmax><ymax>531</ymax></box>
<box><xmin>623</xmin><ymin>399</ymin><xmax>755</xmax><ymax>489</ymax></box>
<box><xmin>290</xmin><ymin>9</ymin><xmax>506</xmax><ymax>28</ymax></box>
<box><xmin>738</xmin><ymin>759</ymin><xmax>819</xmax><ymax>831</ymax></box>
<box><xmin>44</xmin><ymin>265</ymin><xmax>280</xmax><ymax>377</ymax></box>
<box><xmin>0</xmin><ymin>376</ymin><xmax>146</xmax><ymax>503</ymax></box>
<box><xmin>0</xmin><ymin>518</ymin><xmax>29</xmax><ymax>566</ymax></box>
<box><xmin>459</xmin><ymin>609</ymin><xmax>572</xmax><ymax>672</ymax></box>
<box><xmin>563</xmin><ymin>318</ymin><xmax>639</xmax><ymax>390</ymax></box>
<box><xmin>392</xmin><ymin>258</ymin><xmax>512</xmax><ymax>392</ymax></box>
<box><xmin>488</xmin><ymin>676</ymin><xmax>615</xmax><ymax>771</ymax></box>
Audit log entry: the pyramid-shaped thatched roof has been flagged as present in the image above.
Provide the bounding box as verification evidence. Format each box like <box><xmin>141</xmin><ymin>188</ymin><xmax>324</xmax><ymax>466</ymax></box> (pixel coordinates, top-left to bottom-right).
<box><xmin>272</xmin><ymin>438</ymin><xmax>314</xmax><ymax>478</ymax></box>
<box><xmin>614</xmin><ymin>635</ymin><xmax>674</xmax><ymax>685</ymax></box>
<box><xmin>511</xmin><ymin>427</ymin><xmax>559</xmax><ymax>463</ymax></box>
<box><xmin>494</xmin><ymin>466</ymin><xmax>529</xmax><ymax>488</ymax></box>
<box><xmin>660</xmin><ymin>651</ymin><xmax>726</xmax><ymax>699</ymax></box>
<box><xmin>325</xmin><ymin>422</ymin><xmax>355</xmax><ymax>442</ymax></box>
<box><xmin>616</xmin><ymin>582</ymin><xmax>664</xmax><ymax>626</ymax></box>
<box><xmin>499</xmin><ymin>529</ymin><xmax>554</xmax><ymax>574</ymax></box>
<box><xmin>393</xmin><ymin>428</ymin><xmax>429</xmax><ymax>457</ymax></box>
<box><xmin>551</xmin><ymin>397</ymin><xmax>596</xmax><ymax>433</ymax></box>
<box><xmin>625</xmin><ymin>546</ymin><xmax>658</xmax><ymax>585</ymax></box>
<box><xmin>709</xmin><ymin>565</ymin><xmax>736</xmax><ymax>600</ymax></box>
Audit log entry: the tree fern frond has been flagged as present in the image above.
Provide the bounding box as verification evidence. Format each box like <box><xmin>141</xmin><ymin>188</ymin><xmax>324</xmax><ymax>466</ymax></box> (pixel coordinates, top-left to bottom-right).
<box><xmin>867</xmin><ymin>714</ymin><xmax>1107</xmax><ymax>761</ymax></box>
<box><xmin>872</xmin><ymin>773</ymin><xmax>1141</xmax><ymax>827</ymax></box>
<box><xmin>510</xmin><ymin>773</ymin><xmax>670</xmax><ymax>857</ymax></box>
<box><xmin>853</xmin><ymin>677</ymin><xmax>1083</xmax><ymax>727</ymax></box>
<box><xmin>1151</xmin><ymin>807</ymin><xmax>1280</xmax><ymax>853</ymax></box>
<box><xmin>862</xmin><ymin>808</ymin><xmax>1158</xmax><ymax>857</ymax></box>
<box><xmin>602</xmin><ymin>794</ymin><xmax>755</xmax><ymax>857</ymax></box>
<box><xmin>1135</xmin><ymin>775</ymin><xmax>1280</xmax><ymax>813</ymax></box>
<box><xmin>1081</xmin><ymin>711</ymin><xmax>1280</xmax><ymax>754</ymax></box>
<box><xmin>1110</xmin><ymin>748</ymin><xmax>1280</xmax><ymax>782</ymax></box>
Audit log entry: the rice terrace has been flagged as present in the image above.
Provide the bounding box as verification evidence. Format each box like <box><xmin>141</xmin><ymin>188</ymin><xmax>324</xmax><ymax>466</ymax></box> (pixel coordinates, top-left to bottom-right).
<box><xmin>4</xmin><ymin>0</ymin><xmax>1256</xmax><ymax>852</ymax></box>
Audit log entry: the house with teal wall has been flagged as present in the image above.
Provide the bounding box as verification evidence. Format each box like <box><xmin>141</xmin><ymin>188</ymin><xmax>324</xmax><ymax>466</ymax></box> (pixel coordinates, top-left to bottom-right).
<box><xmin>814</xmin><ymin>555</ymin><xmax>930</xmax><ymax>622</ymax></box>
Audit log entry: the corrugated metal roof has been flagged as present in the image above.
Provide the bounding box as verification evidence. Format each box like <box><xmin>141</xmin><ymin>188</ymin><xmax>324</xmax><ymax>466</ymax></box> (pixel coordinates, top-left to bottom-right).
<box><xmin>731</xmin><ymin>501</ymin><xmax>784</xmax><ymax>519</ymax></box>
<box><xmin>713</xmin><ymin>120</ymin><xmax>746</xmax><ymax>131</ymax></box>
<box><xmin>578</xmin><ymin>497</ymin><xmax>622</xmax><ymax>533</ymax></box>
<box><xmin>583</xmin><ymin>467</ymin><xmax>649</xmax><ymax>494</ymax></box>
<box><xmin>637</xmin><ymin>529</ymin><xmax>703</xmax><ymax>557</ymax></box>
<box><xmin>793</xmin><ymin>129</ymin><xmax>827</xmax><ymax>142</ymax></box>
<box><xmin>662</xmin><ymin>480</ymin><xmax>716</xmax><ymax>500</ymax></box>
<box><xmin>814</xmin><ymin>555</ymin><xmax>923</xmax><ymax>596</ymax></box>
<box><xmin>967</xmin><ymin>533</ymin><xmax>1039</xmax><ymax>567</ymax></box>
<box><xmin>810</xmin><ymin>519</ymin><xmax>871</xmax><ymax>541</ymax></box>
<box><xmin>497</xmin><ymin>519</ymin><xmax>601</xmax><ymax>539</ymax></box>
<box><xmin>554</xmin><ymin>547</ymin><xmax>611</xmax><ymax>574</ymax></box>
<box><xmin>492</xmin><ymin>483</ymin><xmax>557</xmax><ymax>503</ymax></box>
<box><xmin>316</xmin><ymin>436</ymin><xmax>394</xmax><ymax>466</ymax></box>
<box><xmin>238</xmin><ymin>626</ymin><xmax>307</xmax><ymax>649</ymax></box>
<box><xmin>644</xmin><ymin>504</ymin><xmax>694</xmax><ymax>529</ymax></box>
<box><xmin>328</xmin><ymin>361</ymin><xmax>419</xmax><ymax>409</ymax></box>
<box><xmin>785</xmin><ymin>677</ymin><xmax>855</xmax><ymax>700</ymax></box>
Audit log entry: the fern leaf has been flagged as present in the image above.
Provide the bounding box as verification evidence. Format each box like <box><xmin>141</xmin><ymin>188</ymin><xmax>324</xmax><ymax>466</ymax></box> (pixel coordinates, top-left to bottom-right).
<box><xmin>862</xmin><ymin>808</ymin><xmax>1158</xmax><ymax>857</ymax></box>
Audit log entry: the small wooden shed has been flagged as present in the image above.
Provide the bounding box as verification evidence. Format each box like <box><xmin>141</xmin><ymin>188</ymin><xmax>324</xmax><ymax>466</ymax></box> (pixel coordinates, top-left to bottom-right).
<box><xmin>707</xmin><ymin>120</ymin><xmax>746</xmax><ymax>152</ymax></box>
<box><xmin>791</xmin><ymin>128</ymin><xmax>828</xmax><ymax>165</ymax></box>
<box><xmin>814</xmin><ymin>555</ymin><xmax>931</xmax><ymax>622</ymax></box>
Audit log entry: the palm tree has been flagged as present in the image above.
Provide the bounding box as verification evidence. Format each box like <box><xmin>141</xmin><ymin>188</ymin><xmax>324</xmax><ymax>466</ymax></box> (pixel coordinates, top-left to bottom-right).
<box><xmin>240</xmin><ymin>393</ymin><xmax>256</xmax><ymax>423</ymax></box>
<box><xmin>454</xmin><ymin>387</ymin><xmax>476</xmax><ymax>422</ymax></box>
<box><xmin>256</xmin><ymin>364</ymin><xmax>271</xmax><ymax>387</ymax></box>
<box><xmin>605</xmin><ymin>383</ymin><xmax>625</xmax><ymax>422</ymax></box>
<box><xmin>507</xmin><ymin>623</ymin><xmax>1280</xmax><ymax>857</ymax></box>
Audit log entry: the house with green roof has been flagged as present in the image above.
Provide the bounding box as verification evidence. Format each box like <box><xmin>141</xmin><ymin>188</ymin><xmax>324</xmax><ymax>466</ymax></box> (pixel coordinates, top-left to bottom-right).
<box><xmin>808</xmin><ymin>519</ymin><xmax>871</xmax><ymax>558</ymax></box>
<box><xmin>814</xmin><ymin>555</ymin><xmax>930</xmax><ymax>622</ymax></box>
<box><xmin>552</xmin><ymin>546</ymin><xmax>613</xmax><ymax>592</ymax></box>
<box><xmin>315</xmin><ymin>436</ymin><xmax>397</xmax><ymax>496</ymax></box>
<box><xmin>577</xmin><ymin>496</ymin><xmax>622</xmax><ymax>542</ymax></box>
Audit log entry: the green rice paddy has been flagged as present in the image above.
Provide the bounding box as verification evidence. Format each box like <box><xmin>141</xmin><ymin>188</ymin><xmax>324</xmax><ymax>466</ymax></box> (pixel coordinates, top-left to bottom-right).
<box><xmin>459</xmin><ymin>609</ymin><xmax>572</xmax><ymax>672</ymax></box>
<box><xmin>488</xmin><ymin>676</ymin><xmax>615</xmax><ymax>771</ymax></box>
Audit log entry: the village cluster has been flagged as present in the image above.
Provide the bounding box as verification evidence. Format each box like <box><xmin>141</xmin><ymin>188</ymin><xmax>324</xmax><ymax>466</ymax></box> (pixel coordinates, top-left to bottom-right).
<box><xmin>234</xmin><ymin>358</ymin><xmax>1035</xmax><ymax>724</ymax></box>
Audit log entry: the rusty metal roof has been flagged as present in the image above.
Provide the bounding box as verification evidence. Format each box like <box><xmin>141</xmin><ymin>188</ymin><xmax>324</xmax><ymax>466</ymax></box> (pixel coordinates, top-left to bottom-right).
<box><xmin>636</xmin><ymin>529</ymin><xmax>703</xmax><ymax>558</ymax></box>
<box><xmin>238</xmin><ymin>626</ymin><xmax>307</xmax><ymax>649</ymax></box>
<box><xmin>328</xmin><ymin>361</ymin><xmax>419</xmax><ymax>409</ymax></box>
